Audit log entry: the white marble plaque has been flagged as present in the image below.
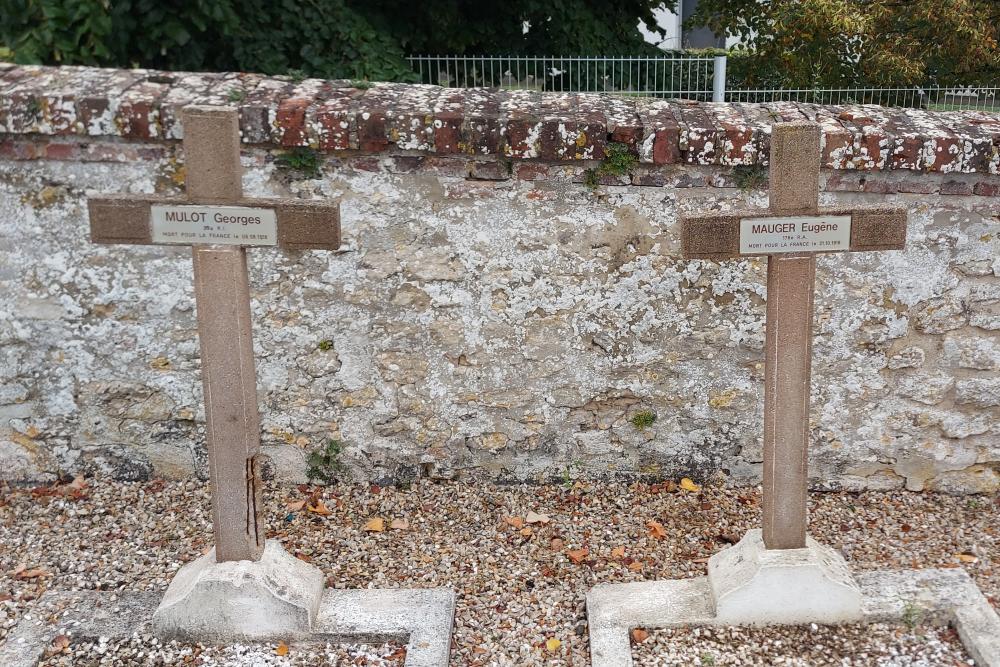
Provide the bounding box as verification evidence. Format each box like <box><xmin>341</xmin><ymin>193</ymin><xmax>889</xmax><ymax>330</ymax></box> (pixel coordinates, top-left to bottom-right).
<box><xmin>739</xmin><ymin>215</ymin><xmax>851</xmax><ymax>254</ymax></box>
<box><xmin>150</xmin><ymin>205</ymin><xmax>277</xmax><ymax>246</ymax></box>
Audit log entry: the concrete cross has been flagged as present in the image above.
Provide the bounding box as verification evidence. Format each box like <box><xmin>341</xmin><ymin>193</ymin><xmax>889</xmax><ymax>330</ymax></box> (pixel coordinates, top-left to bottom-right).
<box><xmin>88</xmin><ymin>106</ymin><xmax>340</xmax><ymax>562</ymax></box>
<box><xmin>681</xmin><ymin>121</ymin><xmax>907</xmax><ymax>550</ymax></box>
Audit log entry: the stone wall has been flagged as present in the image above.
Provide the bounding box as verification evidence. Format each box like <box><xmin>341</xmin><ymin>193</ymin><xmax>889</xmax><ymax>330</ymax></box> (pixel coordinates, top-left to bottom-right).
<box><xmin>1</xmin><ymin>64</ymin><xmax>998</xmax><ymax>492</ymax></box>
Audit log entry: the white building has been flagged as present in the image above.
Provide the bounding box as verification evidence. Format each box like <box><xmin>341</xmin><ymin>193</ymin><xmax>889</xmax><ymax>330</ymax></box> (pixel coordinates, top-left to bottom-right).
<box><xmin>639</xmin><ymin>0</ymin><xmax>742</xmax><ymax>50</ymax></box>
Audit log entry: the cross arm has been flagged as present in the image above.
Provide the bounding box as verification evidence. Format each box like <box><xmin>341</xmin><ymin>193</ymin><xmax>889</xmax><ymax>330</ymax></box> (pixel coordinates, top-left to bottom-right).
<box><xmin>680</xmin><ymin>205</ymin><xmax>906</xmax><ymax>260</ymax></box>
<box><xmin>88</xmin><ymin>195</ymin><xmax>341</xmax><ymax>251</ymax></box>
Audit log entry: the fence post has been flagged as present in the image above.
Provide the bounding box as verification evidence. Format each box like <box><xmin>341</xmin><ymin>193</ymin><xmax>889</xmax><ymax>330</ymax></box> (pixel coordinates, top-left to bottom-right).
<box><xmin>713</xmin><ymin>55</ymin><xmax>728</xmax><ymax>102</ymax></box>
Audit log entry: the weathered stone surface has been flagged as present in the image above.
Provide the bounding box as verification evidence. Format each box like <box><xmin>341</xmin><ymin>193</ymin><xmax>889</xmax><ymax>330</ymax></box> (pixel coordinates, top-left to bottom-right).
<box><xmin>939</xmin><ymin>412</ymin><xmax>991</xmax><ymax>439</ymax></box>
<box><xmin>897</xmin><ymin>374</ymin><xmax>955</xmax><ymax>405</ymax></box>
<box><xmin>913</xmin><ymin>297</ymin><xmax>968</xmax><ymax>334</ymax></box>
<box><xmin>886</xmin><ymin>345</ymin><xmax>925</xmax><ymax>369</ymax></box>
<box><xmin>0</xmin><ymin>124</ymin><xmax>998</xmax><ymax>492</ymax></box>
<box><xmin>955</xmin><ymin>378</ymin><xmax>1000</xmax><ymax>408</ymax></box>
<box><xmin>943</xmin><ymin>335</ymin><xmax>1000</xmax><ymax>370</ymax></box>
<box><xmin>969</xmin><ymin>283</ymin><xmax>1000</xmax><ymax>330</ymax></box>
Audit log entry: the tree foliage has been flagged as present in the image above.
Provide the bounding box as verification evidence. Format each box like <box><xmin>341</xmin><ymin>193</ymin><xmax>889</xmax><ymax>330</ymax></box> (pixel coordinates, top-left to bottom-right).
<box><xmin>0</xmin><ymin>0</ymin><xmax>670</xmax><ymax>81</ymax></box>
<box><xmin>692</xmin><ymin>0</ymin><xmax>1000</xmax><ymax>87</ymax></box>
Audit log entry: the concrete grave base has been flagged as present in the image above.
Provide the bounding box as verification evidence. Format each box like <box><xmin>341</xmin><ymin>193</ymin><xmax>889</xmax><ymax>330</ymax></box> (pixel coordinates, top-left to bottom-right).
<box><xmin>707</xmin><ymin>529</ymin><xmax>862</xmax><ymax>625</ymax></box>
<box><xmin>153</xmin><ymin>540</ymin><xmax>325</xmax><ymax>641</ymax></box>
<box><xmin>587</xmin><ymin>566</ymin><xmax>1000</xmax><ymax>667</ymax></box>
<box><xmin>2</xmin><ymin>542</ymin><xmax>456</xmax><ymax>667</ymax></box>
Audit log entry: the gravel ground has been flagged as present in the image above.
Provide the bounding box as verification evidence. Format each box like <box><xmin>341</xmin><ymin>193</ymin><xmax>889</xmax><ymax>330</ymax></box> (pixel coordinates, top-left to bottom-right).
<box><xmin>632</xmin><ymin>623</ymin><xmax>973</xmax><ymax>666</ymax></box>
<box><xmin>39</xmin><ymin>634</ymin><xmax>405</xmax><ymax>667</ymax></box>
<box><xmin>1</xmin><ymin>478</ymin><xmax>996</xmax><ymax>666</ymax></box>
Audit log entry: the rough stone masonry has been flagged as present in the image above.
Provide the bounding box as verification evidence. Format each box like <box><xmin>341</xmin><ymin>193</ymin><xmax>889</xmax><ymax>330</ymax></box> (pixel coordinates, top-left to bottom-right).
<box><xmin>0</xmin><ymin>64</ymin><xmax>998</xmax><ymax>493</ymax></box>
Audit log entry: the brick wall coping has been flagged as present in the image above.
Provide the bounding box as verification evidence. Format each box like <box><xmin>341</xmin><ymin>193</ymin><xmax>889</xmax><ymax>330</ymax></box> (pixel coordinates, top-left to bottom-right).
<box><xmin>1</xmin><ymin>63</ymin><xmax>999</xmax><ymax>176</ymax></box>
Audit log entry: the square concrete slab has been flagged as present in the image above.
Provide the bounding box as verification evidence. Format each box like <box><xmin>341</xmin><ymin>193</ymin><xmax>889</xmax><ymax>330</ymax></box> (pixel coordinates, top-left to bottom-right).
<box><xmin>587</xmin><ymin>566</ymin><xmax>1000</xmax><ymax>667</ymax></box>
<box><xmin>2</xmin><ymin>578</ymin><xmax>455</xmax><ymax>667</ymax></box>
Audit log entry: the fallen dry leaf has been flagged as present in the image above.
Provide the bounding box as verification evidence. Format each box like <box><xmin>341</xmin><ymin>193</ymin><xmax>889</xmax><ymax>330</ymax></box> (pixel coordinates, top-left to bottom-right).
<box><xmin>526</xmin><ymin>511</ymin><xmax>550</xmax><ymax>525</ymax></box>
<box><xmin>14</xmin><ymin>566</ymin><xmax>47</xmax><ymax>580</ymax></box>
<box><xmin>149</xmin><ymin>356</ymin><xmax>171</xmax><ymax>370</ymax></box>
<box><xmin>646</xmin><ymin>520</ymin><xmax>667</xmax><ymax>540</ymax></box>
<box><xmin>275</xmin><ymin>641</ymin><xmax>289</xmax><ymax>656</ymax></box>
<box><xmin>631</xmin><ymin>628</ymin><xmax>650</xmax><ymax>643</ymax></box>
<box><xmin>567</xmin><ymin>548</ymin><xmax>589</xmax><ymax>564</ymax></box>
<box><xmin>955</xmin><ymin>553</ymin><xmax>979</xmax><ymax>564</ymax></box>
<box><xmin>545</xmin><ymin>638</ymin><xmax>561</xmax><ymax>652</ymax></box>
<box><xmin>51</xmin><ymin>635</ymin><xmax>70</xmax><ymax>651</ymax></box>
<box><xmin>652</xmin><ymin>480</ymin><xmax>678</xmax><ymax>493</ymax></box>
<box><xmin>307</xmin><ymin>500</ymin><xmax>332</xmax><ymax>516</ymax></box>
<box><xmin>390</xmin><ymin>518</ymin><xmax>409</xmax><ymax>531</ymax></box>
<box><xmin>504</xmin><ymin>516</ymin><xmax>525</xmax><ymax>530</ymax></box>
<box><xmin>611</xmin><ymin>546</ymin><xmax>626</xmax><ymax>559</ymax></box>
<box><xmin>680</xmin><ymin>477</ymin><xmax>701</xmax><ymax>492</ymax></box>
<box><xmin>628</xmin><ymin>561</ymin><xmax>644</xmax><ymax>572</ymax></box>
<box><xmin>550</xmin><ymin>537</ymin><xmax>565</xmax><ymax>550</ymax></box>
<box><xmin>285</xmin><ymin>500</ymin><xmax>306</xmax><ymax>512</ymax></box>
<box><xmin>364</xmin><ymin>517</ymin><xmax>386</xmax><ymax>532</ymax></box>
<box><xmin>519</xmin><ymin>527</ymin><xmax>533</xmax><ymax>537</ymax></box>
<box><xmin>386</xmin><ymin>647</ymin><xmax>408</xmax><ymax>660</ymax></box>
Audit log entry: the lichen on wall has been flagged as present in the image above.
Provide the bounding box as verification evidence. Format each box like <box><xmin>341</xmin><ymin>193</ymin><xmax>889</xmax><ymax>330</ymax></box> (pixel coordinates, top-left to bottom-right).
<box><xmin>0</xmin><ymin>152</ymin><xmax>997</xmax><ymax>493</ymax></box>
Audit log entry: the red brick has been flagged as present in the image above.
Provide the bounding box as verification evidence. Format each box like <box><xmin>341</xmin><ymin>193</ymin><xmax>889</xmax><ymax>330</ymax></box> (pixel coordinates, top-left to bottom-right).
<box><xmin>973</xmin><ymin>181</ymin><xmax>1000</xmax><ymax>197</ymax></box>
<box><xmin>824</xmin><ymin>172</ymin><xmax>864</xmax><ymax>192</ymax></box>
<box><xmin>940</xmin><ymin>179</ymin><xmax>973</xmax><ymax>196</ymax></box>
<box><xmin>0</xmin><ymin>138</ymin><xmax>37</xmax><ymax>160</ymax></box>
<box><xmin>861</xmin><ymin>177</ymin><xmax>897</xmax><ymax>194</ymax></box>
<box><xmin>42</xmin><ymin>142</ymin><xmax>79</xmax><ymax>160</ymax></box>
<box><xmin>856</xmin><ymin>127</ymin><xmax>887</xmax><ymax>170</ymax></box>
<box><xmin>631</xmin><ymin>172</ymin><xmax>667</xmax><ymax>187</ymax></box>
<box><xmin>897</xmin><ymin>179</ymin><xmax>938</xmax><ymax>194</ymax></box>
<box><xmin>348</xmin><ymin>156</ymin><xmax>382</xmax><ymax>172</ymax></box>
<box><xmin>275</xmin><ymin>97</ymin><xmax>310</xmax><ymax>147</ymax></box>
<box><xmin>357</xmin><ymin>110</ymin><xmax>389</xmax><ymax>152</ymax></box>
<box><xmin>674</xmin><ymin>104</ymin><xmax>720</xmax><ymax>165</ymax></box>
<box><xmin>237</xmin><ymin>77</ymin><xmax>294</xmax><ymax>144</ymax></box>
<box><xmin>468</xmin><ymin>160</ymin><xmax>510</xmax><ymax>180</ymax></box>
<box><xmin>924</xmin><ymin>133</ymin><xmax>962</xmax><ymax>172</ymax></box>
<box><xmin>515</xmin><ymin>163</ymin><xmax>549</xmax><ymax>181</ymax></box>
<box><xmin>433</xmin><ymin>111</ymin><xmax>463</xmax><ymax>154</ymax></box>
<box><xmin>636</xmin><ymin>100</ymin><xmax>680</xmax><ymax>165</ymax></box>
<box><xmin>383</xmin><ymin>156</ymin><xmax>426</xmax><ymax>173</ymax></box>
<box><xmin>115</xmin><ymin>79</ymin><xmax>171</xmax><ymax>140</ymax></box>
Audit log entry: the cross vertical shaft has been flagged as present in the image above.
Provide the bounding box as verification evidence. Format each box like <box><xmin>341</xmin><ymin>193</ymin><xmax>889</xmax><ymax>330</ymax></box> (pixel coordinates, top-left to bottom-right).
<box><xmin>185</xmin><ymin>107</ymin><xmax>265</xmax><ymax>562</ymax></box>
<box><xmin>762</xmin><ymin>123</ymin><xmax>822</xmax><ymax>550</ymax></box>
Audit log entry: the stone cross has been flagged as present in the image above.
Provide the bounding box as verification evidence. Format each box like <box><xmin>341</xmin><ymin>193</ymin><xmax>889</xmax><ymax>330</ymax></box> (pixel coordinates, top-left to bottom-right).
<box><xmin>88</xmin><ymin>106</ymin><xmax>340</xmax><ymax>562</ymax></box>
<box><xmin>681</xmin><ymin>121</ymin><xmax>906</xmax><ymax>550</ymax></box>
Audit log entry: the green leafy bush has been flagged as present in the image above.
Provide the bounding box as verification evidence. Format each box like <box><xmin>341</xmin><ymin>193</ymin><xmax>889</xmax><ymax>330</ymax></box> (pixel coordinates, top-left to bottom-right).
<box><xmin>275</xmin><ymin>147</ymin><xmax>322</xmax><ymax>178</ymax></box>
<box><xmin>306</xmin><ymin>439</ymin><xmax>345</xmax><ymax>484</ymax></box>
<box><xmin>584</xmin><ymin>142</ymin><xmax>638</xmax><ymax>188</ymax></box>
<box><xmin>630</xmin><ymin>410</ymin><xmax>656</xmax><ymax>430</ymax></box>
<box><xmin>0</xmin><ymin>0</ymin><xmax>672</xmax><ymax>82</ymax></box>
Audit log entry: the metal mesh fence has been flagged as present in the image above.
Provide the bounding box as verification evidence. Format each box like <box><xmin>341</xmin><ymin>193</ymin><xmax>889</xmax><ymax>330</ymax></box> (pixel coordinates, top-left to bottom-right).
<box><xmin>406</xmin><ymin>55</ymin><xmax>999</xmax><ymax>111</ymax></box>
<box><xmin>406</xmin><ymin>55</ymin><xmax>719</xmax><ymax>99</ymax></box>
<box><xmin>726</xmin><ymin>86</ymin><xmax>999</xmax><ymax>111</ymax></box>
